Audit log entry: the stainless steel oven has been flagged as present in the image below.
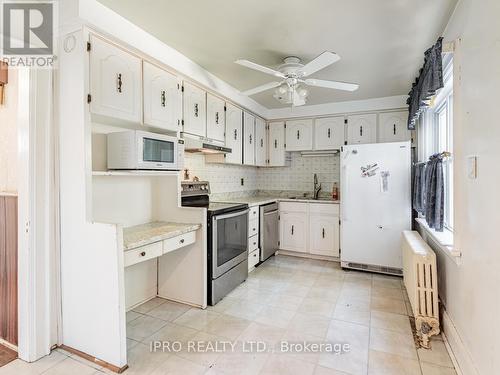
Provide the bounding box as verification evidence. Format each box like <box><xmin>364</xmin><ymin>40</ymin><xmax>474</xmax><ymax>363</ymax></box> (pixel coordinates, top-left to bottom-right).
<box><xmin>212</xmin><ymin>208</ymin><xmax>249</xmax><ymax>278</ymax></box>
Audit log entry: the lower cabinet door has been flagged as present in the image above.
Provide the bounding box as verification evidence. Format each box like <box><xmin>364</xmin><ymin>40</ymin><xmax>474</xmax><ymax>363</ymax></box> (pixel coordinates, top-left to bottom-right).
<box><xmin>279</xmin><ymin>212</ymin><xmax>307</xmax><ymax>253</ymax></box>
<box><xmin>309</xmin><ymin>214</ymin><xmax>339</xmax><ymax>257</ymax></box>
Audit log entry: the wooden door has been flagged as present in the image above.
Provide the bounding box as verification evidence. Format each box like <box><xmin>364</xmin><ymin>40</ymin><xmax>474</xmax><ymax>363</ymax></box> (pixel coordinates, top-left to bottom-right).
<box><xmin>182</xmin><ymin>82</ymin><xmax>206</xmax><ymax>137</ymax></box>
<box><xmin>206</xmin><ymin>93</ymin><xmax>226</xmax><ymax>142</ymax></box>
<box><xmin>243</xmin><ymin>112</ymin><xmax>255</xmax><ymax>165</ymax></box>
<box><xmin>89</xmin><ymin>35</ymin><xmax>142</xmax><ymax>123</ymax></box>
<box><xmin>314</xmin><ymin>117</ymin><xmax>345</xmax><ymax>150</ymax></box>
<box><xmin>285</xmin><ymin>119</ymin><xmax>313</xmax><ymax>151</ymax></box>
<box><xmin>254</xmin><ymin>118</ymin><xmax>267</xmax><ymax>166</ymax></box>
<box><xmin>224</xmin><ymin>103</ymin><xmax>243</xmax><ymax>164</ymax></box>
<box><xmin>346</xmin><ymin>114</ymin><xmax>377</xmax><ymax>144</ymax></box>
<box><xmin>268</xmin><ymin>122</ymin><xmax>286</xmax><ymax>166</ymax></box>
<box><xmin>143</xmin><ymin>61</ymin><xmax>182</xmax><ymax>131</ymax></box>
<box><xmin>0</xmin><ymin>196</ymin><xmax>17</xmax><ymax>346</ymax></box>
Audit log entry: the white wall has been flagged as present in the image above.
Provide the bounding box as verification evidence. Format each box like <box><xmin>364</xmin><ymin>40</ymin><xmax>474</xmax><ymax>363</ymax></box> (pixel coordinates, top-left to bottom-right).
<box><xmin>0</xmin><ymin>69</ymin><xmax>18</xmax><ymax>193</ymax></box>
<box><xmin>423</xmin><ymin>1</ymin><xmax>500</xmax><ymax>374</ymax></box>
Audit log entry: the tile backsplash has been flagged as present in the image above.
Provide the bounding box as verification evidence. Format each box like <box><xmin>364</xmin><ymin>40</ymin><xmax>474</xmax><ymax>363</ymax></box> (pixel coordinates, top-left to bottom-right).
<box><xmin>184</xmin><ymin>152</ymin><xmax>340</xmax><ymax>196</ymax></box>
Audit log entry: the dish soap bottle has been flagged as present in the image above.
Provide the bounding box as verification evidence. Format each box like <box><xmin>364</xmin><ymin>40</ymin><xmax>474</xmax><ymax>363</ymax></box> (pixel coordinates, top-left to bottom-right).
<box><xmin>332</xmin><ymin>182</ymin><xmax>339</xmax><ymax>201</ymax></box>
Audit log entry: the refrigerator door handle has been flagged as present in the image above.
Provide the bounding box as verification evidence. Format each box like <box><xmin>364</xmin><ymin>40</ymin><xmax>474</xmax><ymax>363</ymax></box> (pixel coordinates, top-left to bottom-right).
<box><xmin>341</xmin><ymin>165</ymin><xmax>348</xmax><ymax>221</ymax></box>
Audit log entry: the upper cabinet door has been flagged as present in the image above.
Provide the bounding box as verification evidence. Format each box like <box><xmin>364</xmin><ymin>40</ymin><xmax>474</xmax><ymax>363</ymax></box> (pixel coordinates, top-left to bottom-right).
<box><xmin>224</xmin><ymin>103</ymin><xmax>243</xmax><ymax>165</ymax></box>
<box><xmin>89</xmin><ymin>35</ymin><xmax>142</xmax><ymax>123</ymax></box>
<box><xmin>285</xmin><ymin>119</ymin><xmax>313</xmax><ymax>151</ymax></box>
<box><xmin>143</xmin><ymin>61</ymin><xmax>181</xmax><ymax>131</ymax></box>
<box><xmin>254</xmin><ymin>117</ymin><xmax>267</xmax><ymax>167</ymax></box>
<box><xmin>268</xmin><ymin>122</ymin><xmax>286</xmax><ymax>166</ymax></box>
<box><xmin>314</xmin><ymin>117</ymin><xmax>345</xmax><ymax>150</ymax></box>
<box><xmin>243</xmin><ymin>112</ymin><xmax>256</xmax><ymax>165</ymax></box>
<box><xmin>206</xmin><ymin>93</ymin><xmax>226</xmax><ymax>142</ymax></box>
<box><xmin>182</xmin><ymin>82</ymin><xmax>206</xmax><ymax>137</ymax></box>
<box><xmin>378</xmin><ymin>111</ymin><xmax>411</xmax><ymax>143</ymax></box>
<box><xmin>346</xmin><ymin>114</ymin><xmax>377</xmax><ymax>144</ymax></box>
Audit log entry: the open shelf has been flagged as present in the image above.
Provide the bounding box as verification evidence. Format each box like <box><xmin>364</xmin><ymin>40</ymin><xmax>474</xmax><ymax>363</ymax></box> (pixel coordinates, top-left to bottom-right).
<box><xmin>92</xmin><ymin>170</ymin><xmax>180</xmax><ymax>177</ymax></box>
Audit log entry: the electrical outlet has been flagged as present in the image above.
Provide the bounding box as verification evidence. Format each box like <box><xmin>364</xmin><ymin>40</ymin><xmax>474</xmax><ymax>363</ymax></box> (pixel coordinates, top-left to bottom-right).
<box><xmin>240</xmin><ymin>178</ymin><xmax>244</xmax><ymax>186</ymax></box>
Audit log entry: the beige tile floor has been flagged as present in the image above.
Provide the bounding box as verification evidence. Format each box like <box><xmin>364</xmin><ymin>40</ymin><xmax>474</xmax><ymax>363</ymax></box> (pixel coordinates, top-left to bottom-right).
<box><xmin>0</xmin><ymin>255</ymin><xmax>457</xmax><ymax>375</ymax></box>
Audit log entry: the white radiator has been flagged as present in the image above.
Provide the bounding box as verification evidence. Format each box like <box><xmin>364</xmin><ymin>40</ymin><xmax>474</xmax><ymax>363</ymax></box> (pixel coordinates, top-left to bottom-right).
<box><xmin>402</xmin><ymin>230</ymin><xmax>440</xmax><ymax>348</ymax></box>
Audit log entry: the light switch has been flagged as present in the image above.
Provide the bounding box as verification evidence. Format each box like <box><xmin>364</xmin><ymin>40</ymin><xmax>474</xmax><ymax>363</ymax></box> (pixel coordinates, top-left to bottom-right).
<box><xmin>467</xmin><ymin>156</ymin><xmax>477</xmax><ymax>179</ymax></box>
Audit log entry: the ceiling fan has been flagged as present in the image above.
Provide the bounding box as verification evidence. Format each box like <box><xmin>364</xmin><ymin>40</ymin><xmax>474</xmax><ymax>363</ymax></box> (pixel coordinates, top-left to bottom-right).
<box><xmin>235</xmin><ymin>51</ymin><xmax>359</xmax><ymax>107</ymax></box>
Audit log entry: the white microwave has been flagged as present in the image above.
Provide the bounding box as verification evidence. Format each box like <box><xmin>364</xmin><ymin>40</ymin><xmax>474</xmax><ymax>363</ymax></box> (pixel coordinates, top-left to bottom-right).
<box><xmin>107</xmin><ymin>130</ymin><xmax>184</xmax><ymax>170</ymax></box>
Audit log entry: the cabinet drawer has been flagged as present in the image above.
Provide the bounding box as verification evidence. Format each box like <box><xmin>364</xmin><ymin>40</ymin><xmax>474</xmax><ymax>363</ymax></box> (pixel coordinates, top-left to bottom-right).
<box><xmin>163</xmin><ymin>231</ymin><xmax>196</xmax><ymax>254</ymax></box>
<box><xmin>248</xmin><ymin>234</ymin><xmax>259</xmax><ymax>252</ymax></box>
<box><xmin>309</xmin><ymin>203</ymin><xmax>339</xmax><ymax>215</ymax></box>
<box><xmin>249</xmin><ymin>218</ymin><xmax>259</xmax><ymax>237</ymax></box>
<box><xmin>124</xmin><ymin>241</ymin><xmax>162</xmax><ymax>267</ymax></box>
<box><xmin>279</xmin><ymin>202</ymin><xmax>307</xmax><ymax>213</ymax></box>
<box><xmin>248</xmin><ymin>249</ymin><xmax>259</xmax><ymax>270</ymax></box>
<box><xmin>249</xmin><ymin>206</ymin><xmax>259</xmax><ymax>221</ymax></box>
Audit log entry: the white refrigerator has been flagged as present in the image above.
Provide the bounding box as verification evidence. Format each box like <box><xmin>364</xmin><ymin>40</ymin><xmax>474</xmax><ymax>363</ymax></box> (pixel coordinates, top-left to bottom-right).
<box><xmin>340</xmin><ymin>141</ymin><xmax>411</xmax><ymax>273</ymax></box>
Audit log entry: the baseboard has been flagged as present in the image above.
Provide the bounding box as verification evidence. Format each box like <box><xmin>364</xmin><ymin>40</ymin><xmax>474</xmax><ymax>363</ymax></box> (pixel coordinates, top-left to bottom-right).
<box><xmin>0</xmin><ymin>339</ymin><xmax>17</xmax><ymax>352</ymax></box>
<box><xmin>276</xmin><ymin>250</ymin><xmax>340</xmax><ymax>262</ymax></box>
<box><xmin>59</xmin><ymin>345</ymin><xmax>128</xmax><ymax>373</ymax></box>
<box><xmin>441</xmin><ymin>309</ymin><xmax>479</xmax><ymax>375</ymax></box>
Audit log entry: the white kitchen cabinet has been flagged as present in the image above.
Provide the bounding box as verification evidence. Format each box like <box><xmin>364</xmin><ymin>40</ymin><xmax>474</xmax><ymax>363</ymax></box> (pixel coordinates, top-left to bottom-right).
<box><xmin>268</xmin><ymin>122</ymin><xmax>287</xmax><ymax>167</ymax></box>
<box><xmin>89</xmin><ymin>35</ymin><xmax>142</xmax><ymax>123</ymax></box>
<box><xmin>346</xmin><ymin>114</ymin><xmax>377</xmax><ymax>144</ymax></box>
<box><xmin>243</xmin><ymin>111</ymin><xmax>256</xmax><ymax>165</ymax></box>
<box><xmin>254</xmin><ymin>117</ymin><xmax>267</xmax><ymax>167</ymax></box>
<box><xmin>314</xmin><ymin>117</ymin><xmax>345</xmax><ymax>150</ymax></box>
<box><xmin>280</xmin><ymin>212</ymin><xmax>307</xmax><ymax>253</ymax></box>
<box><xmin>285</xmin><ymin>119</ymin><xmax>313</xmax><ymax>151</ymax></box>
<box><xmin>224</xmin><ymin>103</ymin><xmax>243</xmax><ymax>164</ymax></box>
<box><xmin>309</xmin><ymin>214</ymin><xmax>339</xmax><ymax>257</ymax></box>
<box><xmin>143</xmin><ymin>61</ymin><xmax>182</xmax><ymax>131</ymax></box>
<box><xmin>182</xmin><ymin>82</ymin><xmax>206</xmax><ymax>137</ymax></box>
<box><xmin>378</xmin><ymin>111</ymin><xmax>411</xmax><ymax>143</ymax></box>
<box><xmin>206</xmin><ymin>93</ymin><xmax>226</xmax><ymax>142</ymax></box>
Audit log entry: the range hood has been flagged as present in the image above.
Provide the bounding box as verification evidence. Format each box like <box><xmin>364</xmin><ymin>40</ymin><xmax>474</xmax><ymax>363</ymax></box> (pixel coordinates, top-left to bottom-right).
<box><xmin>182</xmin><ymin>134</ymin><xmax>231</xmax><ymax>154</ymax></box>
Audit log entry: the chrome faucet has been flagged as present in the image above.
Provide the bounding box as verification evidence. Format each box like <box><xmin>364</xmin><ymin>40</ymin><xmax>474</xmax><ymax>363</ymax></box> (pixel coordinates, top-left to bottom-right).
<box><xmin>313</xmin><ymin>173</ymin><xmax>322</xmax><ymax>200</ymax></box>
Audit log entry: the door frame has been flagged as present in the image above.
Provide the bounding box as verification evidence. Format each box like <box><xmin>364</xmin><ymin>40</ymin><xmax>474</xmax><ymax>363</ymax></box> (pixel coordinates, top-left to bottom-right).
<box><xmin>16</xmin><ymin>67</ymin><xmax>60</xmax><ymax>362</ymax></box>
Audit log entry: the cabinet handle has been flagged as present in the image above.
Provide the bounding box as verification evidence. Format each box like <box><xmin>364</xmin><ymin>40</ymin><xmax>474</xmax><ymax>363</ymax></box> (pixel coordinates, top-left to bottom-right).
<box><xmin>297</xmin><ymin>130</ymin><xmax>300</xmax><ymax>139</ymax></box>
<box><xmin>194</xmin><ymin>103</ymin><xmax>199</xmax><ymax>117</ymax></box>
<box><xmin>291</xmin><ymin>225</ymin><xmax>294</xmax><ymax>235</ymax></box>
<box><xmin>161</xmin><ymin>90</ymin><xmax>166</xmax><ymax>107</ymax></box>
<box><xmin>215</xmin><ymin>112</ymin><xmax>219</xmax><ymax>125</ymax></box>
<box><xmin>253</xmin><ymin>242</ymin><xmax>256</xmax><ymax>246</ymax></box>
<box><xmin>260</xmin><ymin>138</ymin><xmax>263</xmax><ymax>147</ymax></box>
<box><xmin>322</xmin><ymin>228</ymin><xmax>325</xmax><ymax>238</ymax></box>
<box><xmin>360</xmin><ymin>125</ymin><xmax>363</xmax><ymax>137</ymax></box>
<box><xmin>274</xmin><ymin>139</ymin><xmax>277</xmax><ymax>148</ymax></box>
<box><xmin>140</xmin><ymin>251</ymin><xmax>146</xmax><ymax>257</ymax></box>
<box><xmin>116</xmin><ymin>73</ymin><xmax>122</xmax><ymax>93</ymax></box>
<box><xmin>327</xmin><ymin>128</ymin><xmax>331</xmax><ymax>138</ymax></box>
<box><xmin>249</xmin><ymin>134</ymin><xmax>252</xmax><ymax>144</ymax></box>
<box><xmin>234</xmin><ymin>129</ymin><xmax>237</xmax><ymax>140</ymax></box>
<box><xmin>180</xmin><ymin>238</ymin><xmax>185</xmax><ymax>244</ymax></box>
<box><xmin>393</xmin><ymin>124</ymin><xmax>396</xmax><ymax>135</ymax></box>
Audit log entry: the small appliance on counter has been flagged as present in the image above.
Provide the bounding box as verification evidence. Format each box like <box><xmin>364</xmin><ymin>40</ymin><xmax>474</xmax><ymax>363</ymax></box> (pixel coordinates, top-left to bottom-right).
<box><xmin>107</xmin><ymin>130</ymin><xmax>184</xmax><ymax>170</ymax></box>
<box><xmin>180</xmin><ymin>181</ymin><xmax>249</xmax><ymax>305</ymax></box>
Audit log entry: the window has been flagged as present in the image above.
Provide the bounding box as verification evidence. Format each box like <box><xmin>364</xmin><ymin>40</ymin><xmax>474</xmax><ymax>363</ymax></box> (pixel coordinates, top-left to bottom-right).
<box><xmin>418</xmin><ymin>55</ymin><xmax>454</xmax><ymax>230</ymax></box>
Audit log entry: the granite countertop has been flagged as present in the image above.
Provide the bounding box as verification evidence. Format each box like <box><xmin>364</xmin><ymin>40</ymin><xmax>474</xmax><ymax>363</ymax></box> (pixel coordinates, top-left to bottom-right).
<box><xmin>213</xmin><ymin>195</ymin><xmax>340</xmax><ymax>207</ymax></box>
<box><xmin>123</xmin><ymin>221</ymin><xmax>201</xmax><ymax>251</ymax></box>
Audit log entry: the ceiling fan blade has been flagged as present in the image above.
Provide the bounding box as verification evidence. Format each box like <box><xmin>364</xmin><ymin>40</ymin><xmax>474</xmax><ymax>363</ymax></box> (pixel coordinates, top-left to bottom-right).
<box><xmin>298</xmin><ymin>51</ymin><xmax>340</xmax><ymax>77</ymax></box>
<box><xmin>242</xmin><ymin>81</ymin><xmax>282</xmax><ymax>96</ymax></box>
<box><xmin>304</xmin><ymin>78</ymin><xmax>359</xmax><ymax>92</ymax></box>
<box><xmin>235</xmin><ymin>59</ymin><xmax>285</xmax><ymax>78</ymax></box>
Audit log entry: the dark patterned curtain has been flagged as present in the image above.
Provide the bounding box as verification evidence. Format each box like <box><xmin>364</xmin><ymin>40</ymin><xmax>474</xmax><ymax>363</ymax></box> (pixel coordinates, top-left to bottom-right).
<box><xmin>407</xmin><ymin>37</ymin><xmax>444</xmax><ymax>130</ymax></box>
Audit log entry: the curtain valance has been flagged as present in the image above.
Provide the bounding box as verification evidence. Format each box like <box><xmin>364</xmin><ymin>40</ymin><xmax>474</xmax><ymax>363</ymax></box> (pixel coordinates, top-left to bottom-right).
<box><xmin>407</xmin><ymin>37</ymin><xmax>444</xmax><ymax>130</ymax></box>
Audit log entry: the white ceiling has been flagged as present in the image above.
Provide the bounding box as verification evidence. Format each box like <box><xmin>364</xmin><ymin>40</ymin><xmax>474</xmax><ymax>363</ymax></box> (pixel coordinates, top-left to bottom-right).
<box><xmin>97</xmin><ymin>0</ymin><xmax>457</xmax><ymax>109</ymax></box>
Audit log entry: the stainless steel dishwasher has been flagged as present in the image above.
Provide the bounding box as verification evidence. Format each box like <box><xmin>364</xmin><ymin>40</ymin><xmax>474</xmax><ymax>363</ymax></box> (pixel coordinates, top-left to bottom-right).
<box><xmin>259</xmin><ymin>202</ymin><xmax>279</xmax><ymax>262</ymax></box>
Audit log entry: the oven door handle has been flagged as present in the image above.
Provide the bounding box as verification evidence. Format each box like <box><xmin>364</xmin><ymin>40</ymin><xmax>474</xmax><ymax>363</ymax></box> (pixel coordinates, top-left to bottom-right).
<box><xmin>213</xmin><ymin>209</ymin><xmax>249</xmax><ymax>221</ymax></box>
